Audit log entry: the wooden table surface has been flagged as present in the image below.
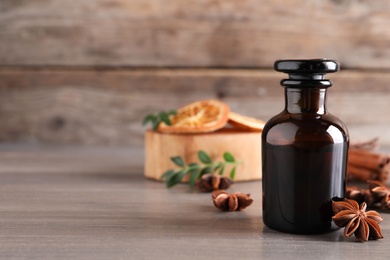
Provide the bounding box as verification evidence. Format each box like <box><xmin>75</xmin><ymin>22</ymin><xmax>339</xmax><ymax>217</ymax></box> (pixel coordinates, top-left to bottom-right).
<box><xmin>0</xmin><ymin>144</ymin><xmax>389</xmax><ymax>260</ymax></box>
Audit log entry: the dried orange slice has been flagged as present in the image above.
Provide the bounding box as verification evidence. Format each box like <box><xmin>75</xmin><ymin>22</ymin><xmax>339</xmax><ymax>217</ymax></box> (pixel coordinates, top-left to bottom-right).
<box><xmin>228</xmin><ymin>112</ymin><xmax>265</xmax><ymax>132</ymax></box>
<box><xmin>158</xmin><ymin>99</ymin><xmax>230</xmax><ymax>134</ymax></box>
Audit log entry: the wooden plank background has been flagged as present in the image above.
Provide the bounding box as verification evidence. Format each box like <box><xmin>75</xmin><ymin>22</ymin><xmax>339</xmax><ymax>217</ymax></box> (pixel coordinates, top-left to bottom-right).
<box><xmin>1</xmin><ymin>0</ymin><xmax>390</xmax><ymax>147</ymax></box>
<box><xmin>2</xmin><ymin>0</ymin><xmax>390</xmax><ymax>68</ymax></box>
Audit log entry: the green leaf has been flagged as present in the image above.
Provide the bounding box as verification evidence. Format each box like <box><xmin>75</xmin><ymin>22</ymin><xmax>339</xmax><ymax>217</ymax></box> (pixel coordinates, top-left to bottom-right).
<box><xmin>200</xmin><ymin>167</ymin><xmax>212</xmax><ymax>176</ymax></box>
<box><xmin>142</xmin><ymin>114</ymin><xmax>156</xmax><ymax>126</ymax></box>
<box><xmin>218</xmin><ymin>165</ymin><xmax>225</xmax><ymax>176</ymax></box>
<box><xmin>160</xmin><ymin>113</ymin><xmax>171</xmax><ymax>126</ymax></box>
<box><xmin>189</xmin><ymin>169</ymin><xmax>200</xmax><ymax>189</ymax></box>
<box><xmin>213</xmin><ymin>163</ymin><xmax>222</xmax><ymax>172</ymax></box>
<box><xmin>171</xmin><ymin>156</ymin><xmax>185</xmax><ymax>167</ymax></box>
<box><xmin>230</xmin><ymin>167</ymin><xmax>236</xmax><ymax>179</ymax></box>
<box><xmin>161</xmin><ymin>169</ymin><xmax>175</xmax><ymax>180</ymax></box>
<box><xmin>166</xmin><ymin>172</ymin><xmax>179</xmax><ymax>188</ymax></box>
<box><xmin>198</xmin><ymin>150</ymin><xmax>212</xmax><ymax>164</ymax></box>
<box><xmin>168</xmin><ymin>110</ymin><xmax>177</xmax><ymax>116</ymax></box>
<box><xmin>223</xmin><ymin>152</ymin><xmax>235</xmax><ymax>163</ymax></box>
<box><xmin>166</xmin><ymin>170</ymin><xmax>188</xmax><ymax>188</ymax></box>
<box><xmin>142</xmin><ymin>109</ymin><xmax>176</xmax><ymax>131</ymax></box>
<box><xmin>188</xmin><ymin>163</ymin><xmax>201</xmax><ymax>170</ymax></box>
<box><xmin>160</xmin><ymin>149</ymin><xmax>240</xmax><ymax>190</ymax></box>
<box><xmin>165</xmin><ymin>171</ymin><xmax>177</xmax><ymax>187</ymax></box>
<box><xmin>152</xmin><ymin>118</ymin><xmax>160</xmax><ymax>130</ymax></box>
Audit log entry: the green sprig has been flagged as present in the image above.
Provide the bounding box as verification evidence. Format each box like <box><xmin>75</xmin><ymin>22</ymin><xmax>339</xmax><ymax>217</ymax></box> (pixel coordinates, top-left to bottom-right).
<box><xmin>161</xmin><ymin>150</ymin><xmax>241</xmax><ymax>189</ymax></box>
<box><xmin>142</xmin><ymin>110</ymin><xmax>177</xmax><ymax>130</ymax></box>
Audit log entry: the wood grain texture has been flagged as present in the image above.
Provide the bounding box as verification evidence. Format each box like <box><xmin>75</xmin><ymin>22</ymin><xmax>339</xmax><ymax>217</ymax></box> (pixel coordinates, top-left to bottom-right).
<box><xmin>1</xmin><ymin>68</ymin><xmax>390</xmax><ymax>147</ymax></box>
<box><xmin>0</xmin><ymin>145</ymin><xmax>389</xmax><ymax>259</ymax></box>
<box><xmin>145</xmin><ymin>129</ymin><xmax>262</xmax><ymax>181</ymax></box>
<box><xmin>1</xmin><ymin>0</ymin><xmax>390</xmax><ymax>68</ymax></box>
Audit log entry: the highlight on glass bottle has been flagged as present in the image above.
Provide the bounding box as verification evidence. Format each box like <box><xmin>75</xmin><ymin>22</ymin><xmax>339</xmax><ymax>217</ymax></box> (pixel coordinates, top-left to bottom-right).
<box><xmin>262</xmin><ymin>59</ymin><xmax>349</xmax><ymax>234</ymax></box>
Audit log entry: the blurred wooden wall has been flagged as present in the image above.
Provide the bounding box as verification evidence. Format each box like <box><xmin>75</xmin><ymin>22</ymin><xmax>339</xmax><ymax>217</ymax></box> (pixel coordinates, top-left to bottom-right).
<box><xmin>1</xmin><ymin>0</ymin><xmax>390</xmax><ymax>147</ymax></box>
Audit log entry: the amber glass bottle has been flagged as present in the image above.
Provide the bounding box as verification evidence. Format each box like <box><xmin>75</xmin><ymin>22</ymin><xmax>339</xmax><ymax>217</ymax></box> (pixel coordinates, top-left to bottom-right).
<box><xmin>262</xmin><ymin>59</ymin><xmax>349</xmax><ymax>234</ymax></box>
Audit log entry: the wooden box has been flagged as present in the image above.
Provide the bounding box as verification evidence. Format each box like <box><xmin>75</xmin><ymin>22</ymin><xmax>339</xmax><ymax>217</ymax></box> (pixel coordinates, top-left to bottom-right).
<box><xmin>144</xmin><ymin>129</ymin><xmax>262</xmax><ymax>182</ymax></box>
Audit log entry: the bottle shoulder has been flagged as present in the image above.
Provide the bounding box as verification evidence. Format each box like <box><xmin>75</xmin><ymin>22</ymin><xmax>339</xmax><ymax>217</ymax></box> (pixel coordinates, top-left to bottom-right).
<box><xmin>262</xmin><ymin>111</ymin><xmax>349</xmax><ymax>145</ymax></box>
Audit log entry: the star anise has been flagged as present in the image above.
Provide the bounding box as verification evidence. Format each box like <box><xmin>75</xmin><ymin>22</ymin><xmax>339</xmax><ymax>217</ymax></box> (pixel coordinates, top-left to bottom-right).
<box><xmin>346</xmin><ymin>186</ymin><xmax>374</xmax><ymax>206</ymax></box>
<box><xmin>212</xmin><ymin>190</ymin><xmax>253</xmax><ymax>211</ymax></box>
<box><xmin>368</xmin><ymin>180</ymin><xmax>390</xmax><ymax>210</ymax></box>
<box><xmin>197</xmin><ymin>174</ymin><xmax>233</xmax><ymax>192</ymax></box>
<box><xmin>332</xmin><ymin>199</ymin><xmax>383</xmax><ymax>241</ymax></box>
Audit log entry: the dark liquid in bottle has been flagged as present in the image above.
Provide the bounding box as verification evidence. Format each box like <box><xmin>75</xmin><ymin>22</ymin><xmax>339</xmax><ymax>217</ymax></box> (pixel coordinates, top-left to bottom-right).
<box><xmin>263</xmin><ymin>141</ymin><xmax>347</xmax><ymax>234</ymax></box>
<box><xmin>263</xmin><ymin>59</ymin><xmax>349</xmax><ymax>234</ymax></box>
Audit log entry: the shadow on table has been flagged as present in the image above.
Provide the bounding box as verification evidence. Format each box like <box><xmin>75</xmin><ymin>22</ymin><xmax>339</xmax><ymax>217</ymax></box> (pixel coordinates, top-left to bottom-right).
<box><xmin>261</xmin><ymin>225</ymin><xmax>349</xmax><ymax>242</ymax></box>
<box><xmin>141</xmin><ymin>202</ymin><xmax>349</xmax><ymax>243</ymax></box>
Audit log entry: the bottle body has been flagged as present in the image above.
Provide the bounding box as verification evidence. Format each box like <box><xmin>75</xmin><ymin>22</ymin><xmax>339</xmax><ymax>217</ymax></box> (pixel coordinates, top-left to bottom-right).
<box><xmin>262</xmin><ymin>59</ymin><xmax>349</xmax><ymax>234</ymax></box>
<box><xmin>262</xmin><ymin>110</ymin><xmax>349</xmax><ymax>233</ymax></box>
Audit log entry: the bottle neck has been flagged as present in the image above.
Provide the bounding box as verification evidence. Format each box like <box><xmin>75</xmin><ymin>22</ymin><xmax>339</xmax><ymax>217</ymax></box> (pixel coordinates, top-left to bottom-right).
<box><xmin>285</xmin><ymin>88</ymin><xmax>327</xmax><ymax>114</ymax></box>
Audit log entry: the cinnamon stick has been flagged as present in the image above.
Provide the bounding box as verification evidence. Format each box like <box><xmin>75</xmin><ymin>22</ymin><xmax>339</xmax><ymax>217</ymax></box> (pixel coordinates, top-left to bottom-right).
<box><xmin>348</xmin><ymin>149</ymin><xmax>390</xmax><ymax>171</ymax></box>
<box><xmin>347</xmin><ymin>164</ymin><xmax>379</xmax><ymax>182</ymax></box>
<box><xmin>347</xmin><ymin>147</ymin><xmax>390</xmax><ymax>182</ymax></box>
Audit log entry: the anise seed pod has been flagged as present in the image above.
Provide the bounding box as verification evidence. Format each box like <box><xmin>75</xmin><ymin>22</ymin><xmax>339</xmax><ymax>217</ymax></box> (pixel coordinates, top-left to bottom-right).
<box><xmin>212</xmin><ymin>190</ymin><xmax>230</xmax><ymax>211</ymax></box>
<box><xmin>346</xmin><ymin>186</ymin><xmax>374</xmax><ymax>206</ymax></box>
<box><xmin>212</xmin><ymin>190</ymin><xmax>253</xmax><ymax>211</ymax></box>
<box><xmin>234</xmin><ymin>192</ymin><xmax>254</xmax><ymax>210</ymax></box>
<box><xmin>219</xmin><ymin>177</ymin><xmax>234</xmax><ymax>190</ymax></box>
<box><xmin>197</xmin><ymin>174</ymin><xmax>233</xmax><ymax>192</ymax></box>
<box><xmin>368</xmin><ymin>180</ymin><xmax>390</xmax><ymax>210</ymax></box>
<box><xmin>332</xmin><ymin>199</ymin><xmax>383</xmax><ymax>241</ymax></box>
<box><xmin>228</xmin><ymin>194</ymin><xmax>238</xmax><ymax>211</ymax></box>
